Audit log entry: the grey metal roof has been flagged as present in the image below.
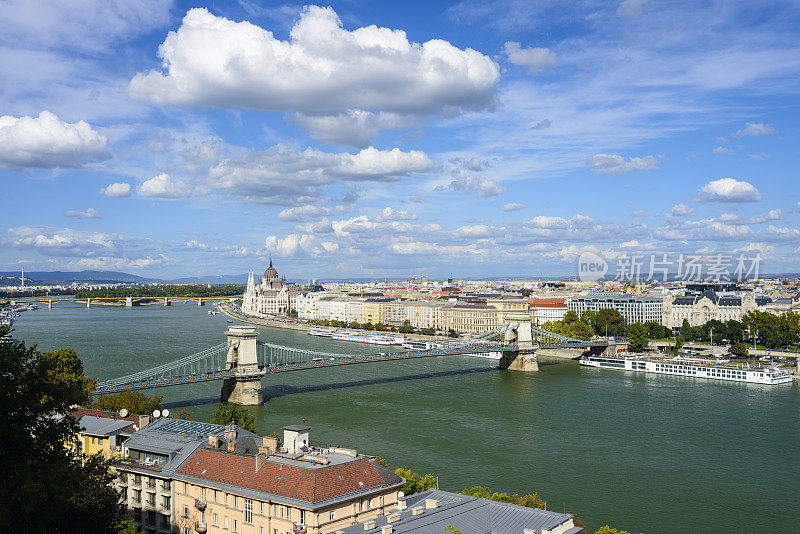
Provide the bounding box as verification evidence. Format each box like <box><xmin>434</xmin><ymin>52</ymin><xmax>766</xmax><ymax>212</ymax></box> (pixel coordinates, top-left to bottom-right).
<box><xmin>337</xmin><ymin>489</ymin><xmax>575</xmax><ymax>534</ymax></box>
<box><xmin>78</xmin><ymin>415</ymin><xmax>133</xmax><ymax>436</ymax></box>
<box><xmin>283</xmin><ymin>424</ymin><xmax>312</xmax><ymax>432</ymax></box>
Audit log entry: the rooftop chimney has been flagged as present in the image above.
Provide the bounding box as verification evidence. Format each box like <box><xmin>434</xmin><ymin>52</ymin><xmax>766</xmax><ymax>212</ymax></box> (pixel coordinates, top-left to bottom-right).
<box><xmin>208</xmin><ymin>434</ymin><xmax>220</xmax><ymax>448</ymax></box>
<box><xmin>138</xmin><ymin>415</ymin><xmax>151</xmax><ymax>429</ymax></box>
<box><xmin>261</xmin><ymin>436</ymin><xmax>279</xmax><ymax>454</ymax></box>
<box><xmin>255</xmin><ymin>451</ymin><xmax>268</xmax><ymax>472</ymax></box>
<box><xmin>225</xmin><ymin>424</ymin><xmax>238</xmax><ymax>453</ymax></box>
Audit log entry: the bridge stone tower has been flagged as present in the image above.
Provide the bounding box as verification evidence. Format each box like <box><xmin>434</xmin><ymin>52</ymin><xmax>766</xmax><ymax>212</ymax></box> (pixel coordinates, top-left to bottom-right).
<box><xmin>220</xmin><ymin>326</ymin><xmax>264</xmax><ymax>405</ymax></box>
<box><xmin>498</xmin><ymin>312</ymin><xmax>539</xmax><ymax>372</ymax></box>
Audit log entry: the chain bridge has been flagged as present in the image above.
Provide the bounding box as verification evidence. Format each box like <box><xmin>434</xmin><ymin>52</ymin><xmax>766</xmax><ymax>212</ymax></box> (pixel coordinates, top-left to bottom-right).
<box><xmin>93</xmin><ymin>315</ymin><xmax>608</xmax><ymax>405</ymax></box>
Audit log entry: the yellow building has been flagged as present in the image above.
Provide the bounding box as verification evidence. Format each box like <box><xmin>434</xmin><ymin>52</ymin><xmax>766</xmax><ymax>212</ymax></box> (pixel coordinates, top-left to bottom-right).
<box><xmin>444</xmin><ymin>304</ymin><xmax>502</xmax><ymax>335</ymax></box>
<box><xmin>172</xmin><ymin>426</ymin><xmax>403</xmax><ymax>534</ymax></box>
<box><xmin>69</xmin><ymin>407</ymin><xmax>140</xmax><ymax>458</ymax></box>
<box><xmin>361</xmin><ymin>298</ymin><xmax>389</xmax><ymax>325</ymax></box>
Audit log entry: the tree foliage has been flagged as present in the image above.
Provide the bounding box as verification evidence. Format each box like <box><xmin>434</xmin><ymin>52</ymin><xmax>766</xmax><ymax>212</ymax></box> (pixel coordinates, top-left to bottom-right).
<box><xmin>594</xmin><ymin>526</ymin><xmax>644</xmax><ymax>534</ymax></box>
<box><xmin>93</xmin><ymin>390</ymin><xmax>163</xmax><ymax>415</ymax></box>
<box><xmin>394</xmin><ymin>468</ymin><xmax>437</xmax><ymax>495</ymax></box>
<box><xmin>742</xmin><ymin>310</ymin><xmax>800</xmax><ymax>349</ymax></box>
<box><xmin>627</xmin><ymin>323</ymin><xmax>649</xmax><ymax>352</ymax></box>
<box><xmin>729</xmin><ymin>342</ymin><xmax>749</xmax><ymax>358</ymax></box>
<box><xmin>75</xmin><ymin>284</ymin><xmax>245</xmax><ymax>299</ymax></box>
<box><xmin>541</xmin><ymin>311</ymin><xmax>593</xmax><ymax>341</ymax></box>
<box><xmin>582</xmin><ymin>309</ymin><xmax>626</xmax><ymax>338</ymax></box>
<box><xmin>0</xmin><ymin>338</ymin><xmax>125</xmax><ymax>532</ymax></box>
<box><xmin>210</xmin><ymin>403</ymin><xmax>256</xmax><ymax>432</ymax></box>
<box><xmin>460</xmin><ymin>486</ymin><xmax>547</xmax><ymax>509</ymax></box>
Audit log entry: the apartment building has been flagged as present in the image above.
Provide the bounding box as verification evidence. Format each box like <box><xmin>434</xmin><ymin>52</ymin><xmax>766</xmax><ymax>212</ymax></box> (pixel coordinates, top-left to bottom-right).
<box><xmin>361</xmin><ymin>298</ymin><xmax>392</xmax><ymax>325</ymax></box>
<box><xmin>529</xmin><ymin>298</ymin><xmax>568</xmax><ymax>325</ymax></box>
<box><xmin>402</xmin><ymin>301</ymin><xmax>451</xmax><ymax>331</ymax></box>
<box><xmin>109</xmin><ymin>416</ymin><xmax>403</xmax><ymax>534</ymax></box>
<box><xmin>173</xmin><ymin>425</ymin><xmax>403</xmax><ymax>534</ymax></box>
<box><xmin>661</xmin><ymin>290</ymin><xmax>771</xmax><ymax>328</ymax></box>
<box><xmin>444</xmin><ymin>304</ymin><xmax>502</xmax><ymax>335</ymax></box>
<box><xmin>567</xmin><ymin>295</ymin><xmax>662</xmax><ymax>324</ymax></box>
<box><xmin>68</xmin><ymin>407</ymin><xmax>141</xmax><ymax>458</ymax></box>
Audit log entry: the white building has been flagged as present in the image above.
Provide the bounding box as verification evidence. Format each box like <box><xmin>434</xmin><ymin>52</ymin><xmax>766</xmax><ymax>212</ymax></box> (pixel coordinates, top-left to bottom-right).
<box><xmin>567</xmin><ymin>294</ymin><xmax>662</xmax><ymax>324</ymax></box>
<box><xmin>529</xmin><ymin>298</ymin><xmax>568</xmax><ymax>325</ymax></box>
<box><xmin>661</xmin><ymin>290</ymin><xmax>771</xmax><ymax>328</ymax></box>
<box><xmin>241</xmin><ymin>259</ymin><xmax>296</xmax><ymax>316</ymax></box>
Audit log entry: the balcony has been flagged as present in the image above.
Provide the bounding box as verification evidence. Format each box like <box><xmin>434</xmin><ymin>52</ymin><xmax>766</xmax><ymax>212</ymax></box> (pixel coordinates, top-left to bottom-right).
<box><xmin>195</xmin><ymin>499</ymin><xmax>207</xmax><ymax>511</ymax></box>
<box><xmin>195</xmin><ymin>522</ymin><xmax>208</xmax><ymax>534</ymax></box>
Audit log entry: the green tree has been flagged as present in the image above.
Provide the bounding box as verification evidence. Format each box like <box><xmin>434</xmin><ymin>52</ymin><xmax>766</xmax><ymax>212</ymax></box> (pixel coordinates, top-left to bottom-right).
<box><xmin>93</xmin><ymin>390</ymin><xmax>163</xmax><ymax>415</ymax></box>
<box><xmin>210</xmin><ymin>403</ymin><xmax>256</xmax><ymax>432</ymax></box>
<box><xmin>460</xmin><ymin>486</ymin><xmax>547</xmax><ymax>509</ymax></box>
<box><xmin>420</xmin><ymin>327</ymin><xmax>436</xmax><ymax>336</ymax></box>
<box><xmin>0</xmin><ymin>336</ymin><xmax>126</xmax><ymax>532</ymax></box>
<box><xmin>399</xmin><ymin>320</ymin><xmax>415</xmax><ymax>334</ymax></box>
<box><xmin>729</xmin><ymin>342</ymin><xmax>749</xmax><ymax>358</ymax></box>
<box><xmin>583</xmin><ymin>309</ymin><xmax>626</xmax><ymax>338</ymax></box>
<box><xmin>627</xmin><ymin>323</ymin><xmax>649</xmax><ymax>352</ymax></box>
<box><xmin>594</xmin><ymin>526</ymin><xmax>643</xmax><ymax>534</ymax></box>
<box><xmin>394</xmin><ymin>468</ymin><xmax>437</xmax><ymax>495</ymax></box>
<box><xmin>114</xmin><ymin>515</ymin><xmax>142</xmax><ymax>533</ymax></box>
<box><xmin>349</xmin><ymin>321</ymin><xmax>361</xmax><ymax>330</ymax></box>
<box><xmin>680</xmin><ymin>319</ymin><xmax>693</xmax><ymax>341</ymax></box>
<box><xmin>362</xmin><ymin>322</ymin><xmax>375</xmax><ymax>331</ymax></box>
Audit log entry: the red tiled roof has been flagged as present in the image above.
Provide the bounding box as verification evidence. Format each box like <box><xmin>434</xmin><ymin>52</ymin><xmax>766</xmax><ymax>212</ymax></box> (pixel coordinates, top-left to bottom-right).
<box><xmin>177</xmin><ymin>448</ymin><xmax>401</xmax><ymax>504</ymax></box>
<box><xmin>529</xmin><ymin>298</ymin><xmax>567</xmax><ymax>308</ymax></box>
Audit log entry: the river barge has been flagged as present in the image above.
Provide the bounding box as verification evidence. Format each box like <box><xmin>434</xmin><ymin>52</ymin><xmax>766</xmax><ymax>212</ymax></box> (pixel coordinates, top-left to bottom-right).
<box><xmin>580</xmin><ymin>353</ymin><xmax>792</xmax><ymax>384</ymax></box>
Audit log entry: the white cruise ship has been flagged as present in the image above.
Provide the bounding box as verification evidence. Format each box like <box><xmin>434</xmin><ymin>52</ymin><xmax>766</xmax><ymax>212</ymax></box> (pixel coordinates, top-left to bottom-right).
<box><xmin>330</xmin><ymin>332</ymin><xmax>403</xmax><ymax>345</ymax></box>
<box><xmin>580</xmin><ymin>353</ymin><xmax>792</xmax><ymax>385</ymax></box>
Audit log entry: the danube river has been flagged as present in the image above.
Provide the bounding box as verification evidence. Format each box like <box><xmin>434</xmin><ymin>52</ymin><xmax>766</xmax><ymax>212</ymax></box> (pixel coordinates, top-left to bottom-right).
<box><xmin>12</xmin><ymin>303</ymin><xmax>800</xmax><ymax>533</ymax></box>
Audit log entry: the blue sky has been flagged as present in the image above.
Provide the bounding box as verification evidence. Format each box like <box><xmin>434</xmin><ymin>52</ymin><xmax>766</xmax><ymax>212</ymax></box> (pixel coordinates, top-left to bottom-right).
<box><xmin>1</xmin><ymin>0</ymin><xmax>799</xmax><ymax>280</ymax></box>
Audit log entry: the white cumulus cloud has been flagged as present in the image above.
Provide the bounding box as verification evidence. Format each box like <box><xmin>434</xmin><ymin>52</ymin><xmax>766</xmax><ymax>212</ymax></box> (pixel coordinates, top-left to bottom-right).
<box><xmin>277</xmin><ymin>205</ymin><xmax>332</xmax><ymax>222</ymax></box>
<box><xmin>210</xmin><ymin>145</ymin><xmax>438</xmax><ymax>205</ymax></box>
<box><xmin>734</xmin><ymin>122</ymin><xmax>777</xmax><ymax>137</ymax></box>
<box><xmin>377</xmin><ymin>207</ymin><xmax>418</xmax><ymax>221</ymax></box>
<box><xmin>500</xmin><ymin>203</ymin><xmax>524</xmax><ymax>212</ymax></box>
<box><xmin>698</xmin><ymin>178</ymin><xmax>762</xmax><ymax>203</ymax></box>
<box><xmin>0</xmin><ymin>111</ymin><xmax>108</xmax><ymax>170</ymax></box>
<box><xmin>502</xmin><ymin>42</ymin><xmax>558</xmax><ymax>74</ymax></box>
<box><xmin>64</xmin><ymin>208</ymin><xmax>101</xmax><ymax>219</ymax></box>
<box><xmin>587</xmin><ymin>154</ymin><xmax>660</xmax><ymax>174</ymax></box>
<box><xmin>670</xmin><ymin>203</ymin><xmax>695</xmax><ymax>216</ymax></box>
<box><xmin>101</xmin><ymin>182</ymin><xmax>132</xmax><ymax>198</ymax></box>
<box><xmin>129</xmin><ymin>7</ymin><xmax>499</xmax><ymax>143</ymax></box>
<box><xmin>137</xmin><ymin>173</ymin><xmax>191</xmax><ymax>199</ymax></box>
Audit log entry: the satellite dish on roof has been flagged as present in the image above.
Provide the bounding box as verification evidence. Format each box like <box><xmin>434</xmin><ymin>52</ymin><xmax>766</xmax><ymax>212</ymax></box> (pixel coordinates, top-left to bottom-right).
<box><xmin>153</xmin><ymin>409</ymin><xmax>161</xmax><ymax>418</ymax></box>
<box><xmin>398</xmin><ymin>491</ymin><xmax>404</xmax><ymax>498</ymax></box>
<box><xmin>162</xmin><ymin>409</ymin><xmax>170</xmax><ymax>417</ymax></box>
<box><xmin>119</xmin><ymin>408</ymin><xmax>129</xmax><ymax>418</ymax></box>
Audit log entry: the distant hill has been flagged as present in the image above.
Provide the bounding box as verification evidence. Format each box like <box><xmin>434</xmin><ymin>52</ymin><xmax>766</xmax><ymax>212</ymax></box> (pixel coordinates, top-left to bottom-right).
<box><xmin>0</xmin><ymin>270</ymin><xmax>162</xmax><ymax>284</ymax></box>
<box><xmin>170</xmin><ymin>274</ymin><xmax>250</xmax><ymax>284</ymax></box>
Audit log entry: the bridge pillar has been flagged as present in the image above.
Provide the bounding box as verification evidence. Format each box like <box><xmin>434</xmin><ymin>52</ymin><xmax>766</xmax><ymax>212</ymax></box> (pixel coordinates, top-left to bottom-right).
<box><xmin>48</xmin><ymin>300</ymin><xmax>53</xmax><ymax>309</ymax></box>
<box><xmin>164</xmin><ymin>297</ymin><xmax>171</xmax><ymax>306</ymax></box>
<box><xmin>220</xmin><ymin>326</ymin><xmax>263</xmax><ymax>405</ymax></box>
<box><xmin>86</xmin><ymin>298</ymin><xmax>91</xmax><ymax>308</ymax></box>
<box><xmin>499</xmin><ymin>312</ymin><xmax>538</xmax><ymax>371</ymax></box>
<box><xmin>198</xmin><ymin>299</ymin><xmax>205</xmax><ymax>306</ymax></box>
<box><xmin>125</xmin><ymin>296</ymin><xmax>133</xmax><ymax>307</ymax></box>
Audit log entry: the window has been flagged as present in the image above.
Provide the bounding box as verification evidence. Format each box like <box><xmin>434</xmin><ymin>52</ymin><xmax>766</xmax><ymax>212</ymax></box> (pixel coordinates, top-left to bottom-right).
<box><xmin>234</xmin><ymin>519</ymin><xmax>238</xmax><ymax>533</ymax></box>
<box><xmin>299</xmin><ymin>510</ymin><xmax>305</xmax><ymax>525</ymax></box>
<box><xmin>162</xmin><ymin>496</ymin><xmax>170</xmax><ymax>510</ymax></box>
<box><xmin>273</xmin><ymin>504</ymin><xmax>279</xmax><ymax>516</ymax></box>
<box><xmin>225</xmin><ymin>517</ymin><xmax>229</xmax><ymax>529</ymax></box>
<box><xmin>260</xmin><ymin>528</ymin><xmax>264</xmax><ymax>534</ymax></box>
<box><xmin>133</xmin><ymin>489</ymin><xmax>141</xmax><ymax>503</ymax></box>
<box><xmin>201</xmin><ymin>487</ymin><xmax>206</xmax><ymax>500</ymax></box>
<box><xmin>163</xmin><ymin>480</ymin><xmax>171</xmax><ymax>492</ymax></box>
<box><xmin>233</xmin><ymin>495</ymin><xmax>238</xmax><ymax>509</ymax></box>
<box><xmin>245</xmin><ymin>499</ymin><xmax>253</xmax><ymax>524</ymax></box>
<box><xmin>183</xmin><ymin>505</ymin><xmax>189</xmax><ymax>518</ymax></box>
<box><xmin>260</xmin><ymin>502</ymin><xmax>264</xmax><ymax>515</ymax></box>
<box><xmin>329</xmin><ymin>511</ymin><xmax>335</xmax><ymax>521</ymax></box>
<box><xmin>147</xmin><ymin>492</ymin><xmax>156</xmax><ymax>506</ymax></box>
<box><xmin>183</xmin><ymin>482</ymin><xmax>188</xmax><ymax>494</ymax></box>
<box><xmin>213</xmin><ymin>514</ymin><xmax>218</xmax><ymax>526</ymax></box>
<box><xmin>184</xmin><ymin>528</ymin><xmax>189</xmax><ymax>534</ymax></box>
<box><xmin>214</xmin><ymin>490</ymin><xmax>218</xmax><ymax>502</ymax></box>
<box><xmin>161</xmin><ymin>514</ymin><xmax>170</xmax><ymax>527</ymax></box>
<box><xmin>133</xmin><ymin>474</ymin><xmax>141</xmax><ymax>486</ymax></box>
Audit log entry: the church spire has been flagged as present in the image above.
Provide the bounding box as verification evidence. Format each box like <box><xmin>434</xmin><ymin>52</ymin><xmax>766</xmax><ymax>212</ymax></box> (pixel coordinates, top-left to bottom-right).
<box><xmin>269</xmin><ymin>256</ymin><xmax>273</xmax><ymax>268</ymax></box>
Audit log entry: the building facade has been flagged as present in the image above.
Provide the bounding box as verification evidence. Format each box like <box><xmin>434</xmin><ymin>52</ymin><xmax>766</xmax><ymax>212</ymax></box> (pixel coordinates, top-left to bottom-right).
<box><xmin>529</xmin><ymin>298</ymin><xmax>568</xmax><ymax>325</ymax></box>
<box><xmin>242</xmin><ymin>260</ymin><xmax>296</xmax><ymax>316</ymax></box>
<box><xmin>661</xmin><ymin>290</ymin><xmax>770</xmax><ymax>328</ymax></box>
<box><xmin>567</xmin><ymin>295</ymin><xmax>662</xmax><ymax>324</ymax></box>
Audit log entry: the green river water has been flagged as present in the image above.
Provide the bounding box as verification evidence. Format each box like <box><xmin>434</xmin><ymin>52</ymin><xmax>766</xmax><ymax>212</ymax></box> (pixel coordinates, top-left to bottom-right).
<box><xmin>10</xmin><ymin>303</ymin><xmax>800</xmax><ymax>533</ymax></box>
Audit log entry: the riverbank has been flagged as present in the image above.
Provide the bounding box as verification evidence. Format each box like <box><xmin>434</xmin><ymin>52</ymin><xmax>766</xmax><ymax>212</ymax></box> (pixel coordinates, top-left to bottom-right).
<box><xmin>219</xmin><ymin>303</ymin><xmax>453</xmax><ymax>342</ymax></box>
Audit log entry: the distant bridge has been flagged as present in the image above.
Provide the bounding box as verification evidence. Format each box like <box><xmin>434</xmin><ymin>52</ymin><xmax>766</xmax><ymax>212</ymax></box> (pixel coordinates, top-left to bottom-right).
<box><xmin>10</xmin><ymin>295</ymin><xmax>238</xmax><ymax>308</ymax></box>
<box><xmin>93</xmin><ymin>316</ymin><xmax>609</xmax><ymax>404</ymax></box>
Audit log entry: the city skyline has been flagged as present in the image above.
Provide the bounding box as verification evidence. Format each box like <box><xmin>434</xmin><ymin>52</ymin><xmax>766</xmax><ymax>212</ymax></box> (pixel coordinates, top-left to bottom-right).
<box><xmin>2</xmin><ymin>0</ymin><xmax>800</xmax><ymax>279</ymax></box>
